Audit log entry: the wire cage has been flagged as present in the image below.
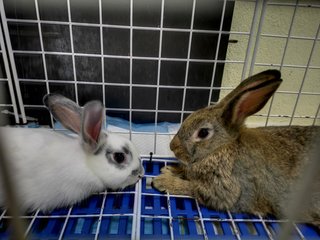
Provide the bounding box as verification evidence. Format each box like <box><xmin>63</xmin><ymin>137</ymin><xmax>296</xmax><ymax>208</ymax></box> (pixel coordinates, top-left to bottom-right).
<box><xmin>0</xmin><ymin>0</ymin><xmax>319</xmax><ymax>239</ymax></box>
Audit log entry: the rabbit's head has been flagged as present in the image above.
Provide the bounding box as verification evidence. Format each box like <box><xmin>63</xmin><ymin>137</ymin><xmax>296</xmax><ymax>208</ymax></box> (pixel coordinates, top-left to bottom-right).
<box><xmin>43</xmin><ymin>94</ymin><xmax>144</xmax><ymax>190</ymax></box>
<box><xmin>170</xmin><ymin>70</ymin><xmax>282</xmax><ymax>165</ymax></box>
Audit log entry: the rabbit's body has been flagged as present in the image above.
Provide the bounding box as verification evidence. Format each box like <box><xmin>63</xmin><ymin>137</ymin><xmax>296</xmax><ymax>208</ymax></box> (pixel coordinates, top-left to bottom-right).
<box><xmin>0</xmin><ymin>94</ymin><xmax>144</xmax><ymax>212</ymax></box>
<box><xmin>236</xmin><ymin>126</ymin><xmax>320</xmax><ymax>219</ymax></box>
<box><xmin>168</xmin><ymin>126</ymin><xmax>319</xmax><ymax>216</ymax></box>
<box><xmin>153</xmin><ymin>70</ymin><xmax>320</xmax><ymax>225</ymax></box>
<box><xmin>194</xmin><ymin>126</ymin><xmax>318</xmax><ymax>212</ymax></box>
<box><xmin>0</xmin><ymin>127</ymin><xmax>102</xmax><ymax>211</ymax></box>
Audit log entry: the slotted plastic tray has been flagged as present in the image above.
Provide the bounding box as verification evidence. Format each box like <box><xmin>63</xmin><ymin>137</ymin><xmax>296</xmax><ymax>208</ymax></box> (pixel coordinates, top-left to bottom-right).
<box><xmin>0</xmin><ymin>157</ymin><xmax>319</xmax><ymax>239</ymax></box>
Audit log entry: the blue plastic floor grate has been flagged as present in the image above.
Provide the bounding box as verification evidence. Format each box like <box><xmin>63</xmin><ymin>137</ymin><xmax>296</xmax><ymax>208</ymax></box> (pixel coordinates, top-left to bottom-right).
<box><xmin>0</xmin><ymin>157</ymin><xmax>319</xmax><ymax>239</ymax></box>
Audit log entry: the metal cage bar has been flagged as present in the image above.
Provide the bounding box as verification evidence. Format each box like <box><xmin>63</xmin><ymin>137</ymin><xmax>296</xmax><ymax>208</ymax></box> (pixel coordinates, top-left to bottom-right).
<box><xmin>248</xmin><ymin>0</ymin><xmax>267</xmax><ymax>77</ymax></box>
<box><xmin>265</xmin><ymin>0</ymin><xmax>299</xmax><ymax>126</ymax></box>
<box><xmin>0</xmin><ymin>0</ymin><xmax>26</xmax><ymax>124</ymax></box>
<box><xmin>180</xmin><ymin>0</ymin><xmax>197</xmax><ymax>124</ymax></box>
<box><xmin>99</xmin><ymin>0</ymin><xmax>107</xmax><ymax>130</ymax></box>
<box><xmin>67</xmin><ymin>0</ymin><xmax>79</xmax><ymax>105</ymax></box>
<box><xmin>289</xmin><ymin>23</ymin><xmax>320</xmax><ymax>125</ymax></box>
<box><xmin>153</xmin><ymin>0</ymin><xmax>165</xmax><ymax>154</ymax></box>
<box><xmin>208</xmin><ymin>0</ymin><xmax>227</xmax><ymax>105</ymax></box>
<box><xmin>0</xmin><ymin>19</ymin><xmax>19</xmax><ymax>123</ymax></box>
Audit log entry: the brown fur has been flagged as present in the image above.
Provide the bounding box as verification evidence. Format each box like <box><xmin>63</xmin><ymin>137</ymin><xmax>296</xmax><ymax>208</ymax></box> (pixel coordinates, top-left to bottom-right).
<box><xmin>152</xmin><ymin>70</ymin><xmax>320</xmax><ymax>226</ymax></box>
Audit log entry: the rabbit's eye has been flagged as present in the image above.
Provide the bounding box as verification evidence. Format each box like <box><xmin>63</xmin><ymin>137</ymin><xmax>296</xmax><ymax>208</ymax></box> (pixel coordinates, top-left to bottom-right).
<box><xmin>113</xmin><ymin>152</ymin><xmax>126</xmax><ymax>164</ymax></box>
<box><xmin>192</xmin><ymin>127</ymin><xmax>214</xmax><ymax>142</ymax></box>
<box><xmin>198</xmin><ymin>128</ymin><xmax>209</xmax><ymax>139</ymax></box>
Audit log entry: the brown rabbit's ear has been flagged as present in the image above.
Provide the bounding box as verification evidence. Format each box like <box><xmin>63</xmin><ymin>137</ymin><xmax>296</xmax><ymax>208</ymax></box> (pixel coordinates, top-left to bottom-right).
<box><xmin>43</xmin><ymin>93</ymin><xmax>82</xmax><ymax>134</ymax></box>
<box><xmin>221</xmin><ymin>70</ymin><xmax>282</xmax><ymax>128</ymax></box>
<box><xmin>218</xmin><ymin>70</ymin><xmax>281</xmax><ymax>107</ymax></box>
<box><xmin>81</xmin><ymin>101</ymin><xmax>104</xmax><ymax>153</ymax></box>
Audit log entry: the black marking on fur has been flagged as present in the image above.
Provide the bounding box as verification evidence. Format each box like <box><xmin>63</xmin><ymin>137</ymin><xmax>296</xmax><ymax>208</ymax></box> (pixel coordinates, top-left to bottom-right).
<box><xmin>131</xmin><ymin>166</ymin><xmax>142</xmax><ymax>176</ymax></box>
<box><xmin>105</xmin><ymin>147</ymin><xmax>129</xmax><ymax>169</ymax></box>
<box><xmin>123</xmin><ymin>145</ymin><xmax>130</xmax><ymax>155</ymax></box>
<box><xmin>94</xmin><ymin>144</ymin><xmax>104</xmax><ymax>155</ymax></box>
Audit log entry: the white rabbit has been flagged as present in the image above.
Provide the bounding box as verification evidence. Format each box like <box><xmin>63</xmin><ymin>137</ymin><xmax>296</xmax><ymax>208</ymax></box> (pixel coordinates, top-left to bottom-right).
<box><xmin>0</xmin><ymin>94</ymin><xmax>144</xmax><ymax>212</ymax></box>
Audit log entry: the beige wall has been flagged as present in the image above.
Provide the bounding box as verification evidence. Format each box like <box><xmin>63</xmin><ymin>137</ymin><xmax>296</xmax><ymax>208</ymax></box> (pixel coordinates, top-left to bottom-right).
<box><xmin>221</xmin><ymin>0</ymin><xmax>320</xmax><ymax>126</ymax></box>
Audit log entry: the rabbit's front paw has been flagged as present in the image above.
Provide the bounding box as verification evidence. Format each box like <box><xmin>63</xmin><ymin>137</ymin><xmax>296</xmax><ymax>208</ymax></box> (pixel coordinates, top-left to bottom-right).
<box><xmin>160</xmin><ymin>165</ymin><xmax>185</xmax><ymax>177</ymax></box>
<box><xmin>152</xmin><ymin>173</ymin><xmax>192</xmax><ymax>196</ymax></box>
<box><xmin>160</xmin><ymin>165</ymin><xmax>176</xmax><ymax>174</ymax></box>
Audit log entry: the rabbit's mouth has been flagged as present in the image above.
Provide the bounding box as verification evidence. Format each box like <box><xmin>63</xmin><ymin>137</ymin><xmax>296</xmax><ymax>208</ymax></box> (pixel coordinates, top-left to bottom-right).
<box><xmin>120</xmin><ymin>165</ymin><xmax>145</xmax><ymax>189</ymax></box>
<box><xmin>172</xmin><ymin>147</ymin><xmax>192</xmax><ymax>165</ymax></box>
<box><xmin>109</xmin><ymin>176</ymin><xmax>143</xmax><ymax>191</ymax></box>
<box><xmin>121</xmin><ymin>177</ymin><xmax>143</xmax><ymax>190</ymax></box>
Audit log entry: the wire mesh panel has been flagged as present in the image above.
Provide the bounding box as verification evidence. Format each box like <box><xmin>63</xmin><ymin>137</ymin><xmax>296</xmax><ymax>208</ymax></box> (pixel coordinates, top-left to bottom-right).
<box><xmin>247</xmin><ymin>0</ymin><xmax>320</xmax><ymax>127</ymax></box>
<box><xmin>0</xmin><ymin>0</ymin><xmax>238</xmax><ymax>154</ymax></box>
<box><xmin>0</xmin><ymin>0</ymin><xmax>234</xmax><ymax>126</ymax></box>
<box><xmin>1</xmin><ymin>0</ymin><xmax>319</xmax><ymax>152</ymax></box>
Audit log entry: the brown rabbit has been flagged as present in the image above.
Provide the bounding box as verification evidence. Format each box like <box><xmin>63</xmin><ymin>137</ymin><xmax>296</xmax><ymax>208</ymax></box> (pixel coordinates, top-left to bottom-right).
<box><xmin>152</xmin><ymin>70</ymin><xmax>320</xmax><ymax>225</ymax></box>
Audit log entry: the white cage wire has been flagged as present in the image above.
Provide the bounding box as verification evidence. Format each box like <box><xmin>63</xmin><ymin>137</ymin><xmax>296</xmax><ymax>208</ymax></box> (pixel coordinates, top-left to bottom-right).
<box><xmin>0</xmin><ymin>0</ymin><xmax>319</xmax><ymax>239</ymax></box>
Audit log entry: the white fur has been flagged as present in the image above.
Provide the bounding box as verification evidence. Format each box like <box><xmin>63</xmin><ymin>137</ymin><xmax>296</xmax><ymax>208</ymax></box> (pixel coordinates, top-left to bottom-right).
<box><xmin>0</xmin><ymin>127</ymin><xmax>143</xmax><ymax>212</ymax></box>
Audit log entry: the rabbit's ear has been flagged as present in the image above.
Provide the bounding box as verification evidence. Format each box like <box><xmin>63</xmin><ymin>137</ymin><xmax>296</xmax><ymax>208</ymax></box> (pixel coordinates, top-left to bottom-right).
<box><xmin>43</xmin><ymin>94</ymin><xmax>82</xmax><ymax>134</ymax></box>
<box><xmin>222</xmin><ymin>70</ymin><xmax>282</xmax><ymax>128</ymax></box>
<box><xmin>219</xmin><ymin>70</ymin><xmax>281</xmax><ymax>107</ymax></box>
<box><xmin>81</xmin><ymin>101</ymin><xmax>104</xmax><ymax>153</ymax></box>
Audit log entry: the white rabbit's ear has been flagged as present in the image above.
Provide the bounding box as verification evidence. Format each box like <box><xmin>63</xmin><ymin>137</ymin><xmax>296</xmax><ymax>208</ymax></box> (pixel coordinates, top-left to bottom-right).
<box><xmin>43</xmin><ymin>94</ymin><xmax>82</xmax><ymax>134</ymax></box>
<box><xmin>81</xmin><ymin>101</ymin><xmax>104</xmax><ymax>153</ymax></box>
<box><xmin>221</xmin><ymin>70</ymin><xmax>282</xmax><ymax>128</ymax></box>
